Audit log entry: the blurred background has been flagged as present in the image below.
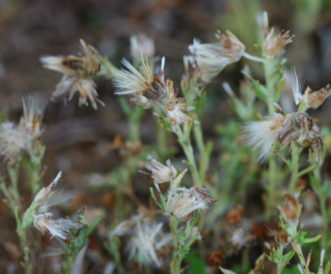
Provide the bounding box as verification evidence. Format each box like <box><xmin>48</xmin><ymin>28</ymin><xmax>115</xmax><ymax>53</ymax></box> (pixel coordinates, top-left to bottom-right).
<box><xmin>1</xmin><ymin>0</ymin><xmax>331</xmax><ymax>272</ymax></box>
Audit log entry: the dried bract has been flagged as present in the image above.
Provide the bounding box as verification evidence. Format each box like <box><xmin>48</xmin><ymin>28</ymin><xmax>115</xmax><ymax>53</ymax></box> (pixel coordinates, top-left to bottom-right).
<box><xmin>291</xmin><ymin>69</ymin><xmax>331</xmax><ymax>110</ymax></box>
<box><xmin>278</xmin><ymin>194</ymin><xmax>300</xmax><ymax>222</ymax></box>
<box><xmin>302</xmin><ymin>85</ymin><xmax>331</xmax><ymax>109</ymax></box>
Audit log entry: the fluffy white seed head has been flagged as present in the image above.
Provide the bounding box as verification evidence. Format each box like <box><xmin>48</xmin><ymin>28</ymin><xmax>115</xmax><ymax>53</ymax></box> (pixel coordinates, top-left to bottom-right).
<box><xmin>242</xmin><ymin>114</ymin><xmax>285</xmax><ymax>161</ymax></box>
<box><xmin>53</xmin><ymin>75</ymin><xmax>104</xmax><ymax>110</ymax></box>
<box><xmin>40</xmin><ymin>55</ymin><xmax>77</xmax><ymax>76</ymax></box>
<box><xmin>166</xmin><ymin>186</ymin><xmax>215</xmax><ymax>220</ymax></box>
<box><xmin>188</xmin><ymin>30</ymin><xmax>245</xmax><ymax>83</ymax></box>
<box><xmin>290</xmin><ymin>67</ymin><xmax>304</xmax><ymax>105</ymax></box>
<box><xmin>113</xmin><ymin>58</ymin><xmax>154</xmax><ymax>96</ymax></box>
<box><xmin>263</xmin><ymin>28</ymin><xmax>293</xmax><ymax>58</ymax></box>
<box><xmin>0</xmin><ymin>122</ymin><xmax>27</xmax><ymax>162</ymax></box>
<box><xmin>40</xmin><ymin>40</ymin><xmax>103</xmax><ymax>110</ymax></box>
<box><xmin>145</xmin><ymin>155</ymin><xmax>177</xmax><ymax>191</ymax></box>
<box><xmin>127</xmin><ymin>217</ymin><xmax>171</xmax><ymax>268</ymax></box>
<box><xmin>130</xmin><ymin>33</ymin><xmax>155</xmax><ymax>62</ymax></box>
<box><xmin>20</xmin><ymin>96</ymin><xmax>46</xmax><ymax>140</ymax></box>
<box><xmin>34</xmin><ymin>213</ymin><xmax>82</xmax><ymax>240</ymax></box>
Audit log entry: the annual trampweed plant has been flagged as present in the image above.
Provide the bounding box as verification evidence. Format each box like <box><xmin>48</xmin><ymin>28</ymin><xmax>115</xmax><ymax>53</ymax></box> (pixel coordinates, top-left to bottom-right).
<box><xmin>1</xmin><ymin>8</ymin><xmax>331</xmax><ymax>274</ymax></box>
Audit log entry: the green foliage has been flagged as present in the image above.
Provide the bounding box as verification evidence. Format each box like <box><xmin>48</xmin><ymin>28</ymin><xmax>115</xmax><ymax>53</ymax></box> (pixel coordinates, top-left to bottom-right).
<box><xmin>186</xmin><ymin>252</ymin><xmax>207</xmax><ymax>274</ymax></box>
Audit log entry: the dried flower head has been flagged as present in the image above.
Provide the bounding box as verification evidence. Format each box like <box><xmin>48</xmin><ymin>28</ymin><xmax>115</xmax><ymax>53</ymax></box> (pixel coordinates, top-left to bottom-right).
<box><xmin>113</xmin><ymin>58</ymin><xmax>155</xmax><ymax>98</ymax></box>
<box><xmin>279</xmin><ymin>112</ymin><xmax>323</xmax><ymax>163</ymax></box>
<box><xmin>53</xmin><ymin>76</ymin><xmax>103</xmax><ymax>110</ymax></box>
<box><xmin>302</xmin><ymin>85</ymin><xmax>331</xmax><ymax>109</ymax></box>
<box><xmin>19</xmin><ymin>96</ymin><xmax>46</xmax><ymax>140</ymax></box>
<box><xmin>0</xmin><ymin>122</ymin><xmax>27</xmax><ymax>163</ymax></box>
<box><xmin>278</xmin><ymin>194</ymin><xmax>301</xmax><ymax>235</ymax></box>
<box><xmin>128</xmin><ymin>218</ymin><xmax>171</xmax><ymax>268</ymax></box>
<box><xmin>130</xmin><ymin>33</ymin><xmax>155</xmax><ymax>62</ymax></box>
<box><xmin>273</xmin><ymin>226</ymin><xmax>290</xmax><ymax>246</ymax></box>
<box><xmin>243</xmin><ymin>112</ymin><xmax>323</xmax><ymax>163</ymax></box>
<box><xmin>263</xmin><ymin>28</ymin><xmax>293</xmax><ymax>58</ymax></box>
<box><xmin>145</xmin><ymin>155</ymin><xmax>177</xmax><ymax>191</ymax></box>
<box><xmin>242</xmin><ymin>113</ymin><xmax>285</xmax><ymax>161</ymax></box>
<box><xmin>31</xmin><ymin>172</ymin><xmax>84</xmax><ymax>240</ymax></box>
<box><xmin>41</xmin><ymin>40</ymin><xmax>101</xmax><ymax>77</ymax></box>
<box><xmin>188</xmin><ymin>30</ymin><xmax>245</xmax><ymax>83</ymax></box>
<box><xmin>34</xmin><ymin>213</ymin><xmax>82</xmax><ymax>240</ymax></box>
<box><xmin>114</xmin><ymin>57</ymin><xmax>194</xmax><ymax>126</ymax></box>
<box><xmin>260</xmin><ymin>12</ymin><xmax>293</xmax><ymax>58</ymax></box>
<box><xmin>165</xmin><ymin>186</ymin><xmax>215</xmax><ymax>220</ymax></box>
<box><xmin>229</xmin><ymin>228</ymin><xmax>249</xmax><ymax>250</ymax></box>
<box><xmin>226</xmin><ymin>204</ymin><xmax>246</xmax><ymax>225</ymax></box>
<box><xmin>291</xmin><ymin>68</ymin><xmax>331</xmax><ymax>110</ymax></box>
<box><xmin>33</xmin><ymin>171</ymin><xmax>62</xmax><ymax>204</ymax></box>
<box><xmin>278</xmin><ymin>194</ymin><xmax>301</xmax><ymax>222</ymax></box>
<box><xmin>112</xmin><ymin>215</ymin><xmax>171</xmax><ymax>268</ymax></box>
<box><xmin>206</xmin><ymin>250</ymin><xmax>224</xmax><ymax>266</ymax></box>
<box><xmin>40</xmin><ymin>39</ymin><xmax>104</xmax><ymax>110</ymax></box>
<box><xmin>0</xmin><ymin>96</ymin><xmax>46</xmax><ymax>163</ymax></box>
<box><xmin>164</xmin><ymin>88</ymin><xmax>194</xmax><ymax>126</ymax></box>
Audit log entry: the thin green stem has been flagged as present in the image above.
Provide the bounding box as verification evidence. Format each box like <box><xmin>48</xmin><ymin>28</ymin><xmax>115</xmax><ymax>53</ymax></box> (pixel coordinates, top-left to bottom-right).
<box><xmin>193</xmin><ymin>123</ymin><xmax>212</xmax><ymax>185</ymax></box>
<box><xmin>291</xmin><ymin>242</ymin><xmax>309</xmax><ymax>274</ymax></box>
<box><xmin>276</xmin><ymin>246</ymin><xmax>285</xmax><ymax>274</ymax></box>
<box><xmin>170</xmin><ymin>218</ymin><xmax>182</xmax><ymax>274</ymax></box>
<box><xmin>298</xmin><ymin>164</ymin><xmax>317</xmax><ymax>178</ymax></box>
<box><xmin>264</xmin><ymin>59</ymin><xmax>275</xmax><ymax>114</ymax></box>
<box><xmin>175</xmin><ymin>126</ymin><xmax>201</xmax><ymax>187</ymax></box>
<box><xmin>266</xmin><ymin>156</ymin><xmax>277</xmax><ymax>219</ymax></box>
<box><xmin>276</xmin><ymin>152</ymin><xmax>291</xmax><ymax>168</ymax></box>
<box><xmin>289</xmin><ymin>144</ymin><xmax>301</xmax><ymax>193</ymax></box>
<box><xmin>156</xmin><ymin>125</ymin><xmax>168</xmax><ymax>157</ymax></box>
<box><xmin>263</xmin><ymin>57</ymin><xmax>279</xmax><ymax>219</ymax></box>
<box><xmin>8</xmin><ymin>164</ymin><xmax>21</xmax><ymax>209</ymax></box>
<box><xmin>119</xmin><ymin>98</ymin><xmax>144</xmax><ymax>142</ymax></box>
<box><xmin>310</xmin><ymin>165</ymin><xmax>328</xmax><ymax>249</ymax></box>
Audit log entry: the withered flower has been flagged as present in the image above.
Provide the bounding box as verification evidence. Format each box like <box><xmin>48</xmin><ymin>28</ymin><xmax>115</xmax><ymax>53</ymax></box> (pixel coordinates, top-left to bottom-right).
<box><xmin>0</xmin><ymin>96</ymin><xmax>46</xmax><ymax>163</ymax></box>
<box><xmin>188</xmin><ymin>30</ymin><xmax>245</xmax><ymax>84</ymax></box>
<box><xmin>242</xmin><ymin>113</ymin><xmax>286</xmax><ymax>161</ymax></box>
<box><xmin>243</xmin><ymin>112</ymin><xmax>323</xmax><ymax>164</ymax></box>
<box><xmin>165</xmin><ymin>186</ymin><xmax>215</xmax><ymax>220</ymax></box>
<box><xmin>145</xmin><ymin>155</ymin><xmax>177</xmax><ymax>192</ymax></box>
<box><xmin>302</xmin><ymin>85</ymin><xmax>331</xmax><ymax>109</ymax></box>
<box><xmin>291</xmin><ymin>68</ymin><xmax>331</xmax><ymax>110</ymax></box>
<box><xmin>278</xmin><ymin>194</ymin><xmax>301</xmax><ymax>223</ymax></box>
<box><xmin>114</xmin><ymin>57</ymin><xmax>194</xmax><ymax>127</ymax></box>
<box><xmin>41</xmin><ymin>39</ymin><xmax>104</xmax><ymax>110</ymax></box>
<box><xmin>111</xmin><ymin>214</ymin><xmax>172</xmax><ymax>268</ymax></box>
<box><xmin>32</xmin><ymin>172</ymin><xmax>84</xmax><ymax>240</ymax></box>
<box><xmin>261</xmin><ymin>12</ymin><xmax>294</xmax><ymax>58</ymax></box>
<box><xmin>263</xmin><ymin>29</ymin><xmax>293</xmax><ymax>58</ymax></box>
